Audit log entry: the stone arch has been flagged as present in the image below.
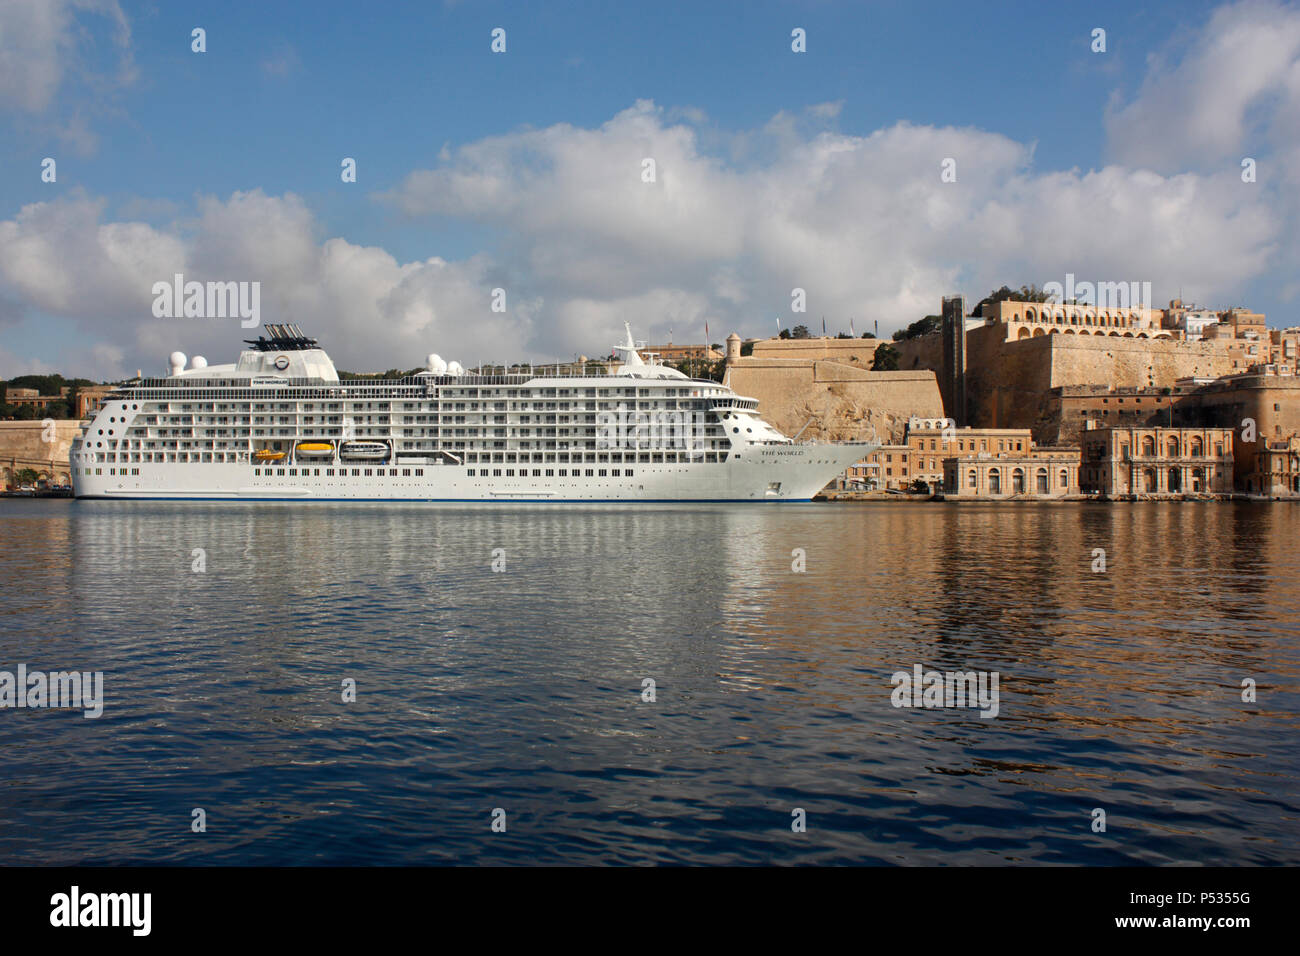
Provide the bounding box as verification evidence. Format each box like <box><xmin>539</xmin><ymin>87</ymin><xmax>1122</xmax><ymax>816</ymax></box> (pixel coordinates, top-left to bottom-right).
<box><xmin>1190</xmin><ymin>437</ymin><xmax>1203</xmax><ymax>457</ymax></box>
<box><xmin>1167</xmin><ymin>437</ymin><xmax>1180</xmax><ymax>457</ymax></box>
<box><xmin>1032</xmin><ymin>327</ymin><xmax>1045</xmax><ymax>337</ymax></box>
<box><xmin>1109</xmin><ymin>330</ymin><xmax>1120</xmax><ymax>337</ymax></box>
<box><xmin>1137</xmin><ymin>332</ymin><xmax>1149</xmax><ymax>339</ymax></box>
<box><xmin>1168</xmin><ymin>468</ymin><xmax>1181</xmax><ymax>493</ymax></box>
<box><xmin>1143</xmin><ymin>467</ymin><xmax>1158</xmax><ymax>493</ymax></box>
<box><xmin>1049</xmin><ymin>327</ymin><xmax>1060</xmax><ymax>334</ymax></box>
<box><xmin>1025</xmin><ymin>308</ymin><xmax>1037</xmax><ymax>321</ymax></box>
<box><xmin>1017</xmin><ymin>327</ymin><xmax>1031</xmax><ymax>340</ymax></box>
<box><xmin>1123</xmin><ymin>332</ymin><xmax>1134</xmax><ymax>338</ymax></box>
<box><xmin>1065</xmin><ymin>328</ymin><xmax>1076</xmax><ymax>334</ymax></box>
<box><xmin>1142</xmin><ymin>436</ymin><xmax>1156</xmax><ymax>456</ymax></box>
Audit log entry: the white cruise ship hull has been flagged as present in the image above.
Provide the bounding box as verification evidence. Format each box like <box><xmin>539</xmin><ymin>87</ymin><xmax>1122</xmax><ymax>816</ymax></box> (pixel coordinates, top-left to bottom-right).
<box><xmin>73</xmin><ymin>444</ymin><xmax>868</xmax><ymax>502</ymax></box>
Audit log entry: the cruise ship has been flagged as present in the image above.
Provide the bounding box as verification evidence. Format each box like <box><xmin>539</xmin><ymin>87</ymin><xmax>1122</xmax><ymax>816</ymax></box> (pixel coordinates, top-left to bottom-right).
<box><xmin>70</xmin><ymin>324</ymin><xmax>875</xmax><ymax>502</ymax></box>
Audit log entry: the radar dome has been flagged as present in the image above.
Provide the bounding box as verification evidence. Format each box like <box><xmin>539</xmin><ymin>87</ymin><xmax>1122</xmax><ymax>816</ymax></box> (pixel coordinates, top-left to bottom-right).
<box><xmin>169</xmin><ymin>351</ymin><xmax>186</xmax><ymax>374</ymax></box>
<box><xmin>191</xmin><ymin>355</ymin><xmax>208</xmax><ymax>369</ymax></box>
<box><xmin>427</xmin><ymin>353</ymin><xmax>447</xmax><ymax>374</ymax></box>
<box><xmin>446</xmin><ymin>361</ymin><xmax>464</xmax><ymax>377</ymax></box>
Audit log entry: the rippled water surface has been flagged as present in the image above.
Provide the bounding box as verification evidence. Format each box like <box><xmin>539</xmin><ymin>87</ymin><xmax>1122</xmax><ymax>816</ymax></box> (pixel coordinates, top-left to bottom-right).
<box><xmin>0</xmin><ymin>499</ymin><xmax>1296</xmax><ymax>865</ymax></box>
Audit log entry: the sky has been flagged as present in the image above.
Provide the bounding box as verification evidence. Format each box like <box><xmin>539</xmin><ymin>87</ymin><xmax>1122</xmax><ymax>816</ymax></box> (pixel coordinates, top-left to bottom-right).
<box><xmin>1</xmin><ymin>0</ymin><xmax>1298</xmax><ymax>379</ymax></box>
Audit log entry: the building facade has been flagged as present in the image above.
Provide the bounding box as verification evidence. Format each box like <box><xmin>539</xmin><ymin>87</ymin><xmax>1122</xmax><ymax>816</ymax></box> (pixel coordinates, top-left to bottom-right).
<box><xmin>1080</xmin><ymin>426</ymin><xmax>1234</xmax><ymax>496</ymax></box>
<box><xmin>943</xmin><ymin>451</ymin><xmax>1080</xmax><ymax>498</ymax></box>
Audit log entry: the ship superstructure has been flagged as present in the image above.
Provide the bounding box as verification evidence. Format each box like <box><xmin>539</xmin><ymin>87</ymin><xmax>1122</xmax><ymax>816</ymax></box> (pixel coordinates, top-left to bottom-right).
<box><xmin>70</xmin><ymin>324</ymin><xmax>874</xmax><ymax>501</ymax></box>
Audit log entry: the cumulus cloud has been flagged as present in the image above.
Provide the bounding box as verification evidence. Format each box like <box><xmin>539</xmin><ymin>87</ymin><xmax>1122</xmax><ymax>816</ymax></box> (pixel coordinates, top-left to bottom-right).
<box><xmin>1104</xmin><ymin>0</ymin><xmax>1300</xmax><ymax>172</ymax></box>
<box><xmin>382</xmin><ymin>100</ymin><xmax>1281</xmax><ymax>354</ymax></box>
<box><xmin>0</xmin><ymin>190</ymin><xmax>530</xmax><ymax>379</ymax></box>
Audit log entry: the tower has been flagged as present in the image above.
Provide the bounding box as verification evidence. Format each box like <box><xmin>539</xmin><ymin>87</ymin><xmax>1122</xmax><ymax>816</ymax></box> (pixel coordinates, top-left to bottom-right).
<box><xmin>941</xmin><ymin>295</ymin><xmax>968</xmax><ymax>426</ymax></box>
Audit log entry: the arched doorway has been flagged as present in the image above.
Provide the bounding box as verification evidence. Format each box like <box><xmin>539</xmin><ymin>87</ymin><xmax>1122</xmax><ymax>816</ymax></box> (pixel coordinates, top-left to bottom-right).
<box><xmin>1036</xmin><ymin>468</ymin><xmax>1049</xmax><ymax>493</ymax></box>
<box><xmin>1192</xmin><ymin>468</ymin><xmax>1205</xmax><ymax>492</ymax></box>
<box><xmin>1168</xmin><ymin>468</ymin><xmax>1181</xmax><ymax>493</ymax></box>
<box><xmin>989</xmin><ymin>468</ymin><xmax>1001</xmax><ymax>494</ymax></box>
<box><xmin>1012</xmin><ymin>468</ymin><xmax>1025</xmax><ymax>493</ymax></box>
<box><xmin>1143</xmin><ymin>468</ymin><xmax>1157</xmax><ymax>493</ymax></box>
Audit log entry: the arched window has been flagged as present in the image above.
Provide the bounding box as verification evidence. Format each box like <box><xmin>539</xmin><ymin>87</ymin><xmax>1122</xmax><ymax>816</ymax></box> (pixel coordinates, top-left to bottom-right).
<box><xmin>1060</xmin><ymin>469</ymin><xmax>1068</xmax><ymax>487</ymax></box>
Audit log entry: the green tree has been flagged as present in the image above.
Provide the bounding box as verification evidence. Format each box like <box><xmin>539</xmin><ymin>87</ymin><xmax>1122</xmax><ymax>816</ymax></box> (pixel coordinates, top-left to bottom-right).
<box><xmin>13</xmin><ymin>468</ymin><xmax>39</xmax><ymax>487</ymax></box>
<box><xmin>778</xmin><ymin>328</ymin><xmax>791</xmax><ymax>339</ymax></box>
<box><xmin>872</xmin><ymin>343</ymin><xmax>900</xmax><ymax>371</ymax></box>
<box><xmin>791</xmin><ymin>324</ymin><xmax>811</xmax><ymax>339</ymax></box>
<box><xmin>892</xmin><ymin>315</ymin><xmax>942</xmax><ymax>341</ymax></box>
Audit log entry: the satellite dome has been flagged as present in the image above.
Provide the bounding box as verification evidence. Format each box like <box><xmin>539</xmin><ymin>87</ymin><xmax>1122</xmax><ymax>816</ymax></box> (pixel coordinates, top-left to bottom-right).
<box><xmin>427</xmin><ymin>353</ymin><xmax>448</xmax><ymax>374</ymax></box>
<box><xmin>446</xmin><ymin>361</ymin><xmax>464</xmax><ymax>376</ymax></box>
<box><xmin>191</xmin><ymin>355</ymin><xmax>208</xmax><ymax>369</ymax></box>
<box><xmin>169</xmin><ymin>351</ymin><xmax>186</xmax><ymax>374</ymax></box>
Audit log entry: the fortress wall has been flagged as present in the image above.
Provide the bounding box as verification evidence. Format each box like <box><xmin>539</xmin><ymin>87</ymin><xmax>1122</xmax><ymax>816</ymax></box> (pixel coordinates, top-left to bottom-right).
<box><xmin>726</xmin><ymin>359</ymin><xmax>942</xmax><ymax>443</ymax></box>
<box><xmin>0</xmin><ymin>420</ymin><xmax>83</xmax><ymax>482</ymax></box>
<box><xmin>750</xmin><ymin>337</ymin><xmax>883</xmax><ymax>365</ymax></box>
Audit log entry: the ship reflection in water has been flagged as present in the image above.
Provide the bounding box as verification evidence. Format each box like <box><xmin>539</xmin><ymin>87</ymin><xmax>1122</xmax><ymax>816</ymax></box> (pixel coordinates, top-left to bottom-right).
<box><xmin>0</xmin><ymin>499</ymin><xmax>1296</xmax><ymax>864</ymax></box>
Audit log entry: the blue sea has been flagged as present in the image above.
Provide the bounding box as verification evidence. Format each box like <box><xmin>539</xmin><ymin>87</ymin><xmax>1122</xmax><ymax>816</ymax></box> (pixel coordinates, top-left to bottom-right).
<box><xmin>0</xmin><ymin>499</ymin><xmax>1296</xmax><ymax>864</ymax></box>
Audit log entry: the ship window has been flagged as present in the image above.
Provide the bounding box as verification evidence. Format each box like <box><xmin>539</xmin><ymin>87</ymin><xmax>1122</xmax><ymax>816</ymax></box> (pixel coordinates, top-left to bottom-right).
<box><xmin>415</xmin><ymin>469</ymin><xmax>424</xmax><ymax>476</ymax></box>
<box><xmin>389</xmin><ymin>469</ymin><xmax>397</xmax><ymax>476</ymax></box>
<box><xmin>598</xmin><ymin>469</ymin><xmax>607</xmax><ymax>476</ymax></box>
<box><xmin>626</xmin><ymin>469</ymin><xmax>634</xmax><ymax>477</ymax></box>
<box><xmin>559</xmin><ymin>469</ymin><xmax>567</xmax><ymax>476</ymax></box>
<box><xmin>276</xmin><ymin>469</ymin><xmax>284</xmax><ymax>475</ymax></box>
<box><xmin>532</xmin><ymin>469</ymin><xmax>541</xmax><ymax>476</ymax></box>
<box><xmin>506</xmin><ymin>469</ymin><xmax>515</xmax><ymax>477</ymax></box>
<box><xmin>365</xmin><ymin>469</ymin><xmax>373</xmax><ymax>476</ymax></box>
<box><xmin>585</xmin><ymin>469</ymin><xmax>594</xmax><ymax>476</ymax></box>
<box><xmin>352</xmin><ymin>469</ymin><xmax>360</xmax><ymax>476</ymax></box>
<box><xmin>493</xmin><ymin>469</ymin><xmax>502</xmax><ymax>476</ymax></box>
<box><xmin>254</xmin><ymin>469</ymin><xmax>260</xmax><ymax>476</ymax></box>
<box><xmin>545</xmin><ymin>469</ymin><xmax>553</xmax><ymax>476</ymax></box>
<box><xmin>467</xmin><ymin>469</ymin><xmax>474</xmax><ymax>477</ymax></box>
<box><xmin>327</xmin><ymin>469</ymin><xmax>334</xmax><ymax>476</ymax></box>
<box><xmin>314</xmin><ymin>469</ymin><xmax>320</xmax><ymax>476</ymax></box>
<box><xmin>402</xmin><ymin>469</ymin><xmax>411</xmax><ymax>476</ymax></box>
<box><xmin>289</xmin><ymin>469</ymin><xmax>297</xmax><ymax>476</ymax></box>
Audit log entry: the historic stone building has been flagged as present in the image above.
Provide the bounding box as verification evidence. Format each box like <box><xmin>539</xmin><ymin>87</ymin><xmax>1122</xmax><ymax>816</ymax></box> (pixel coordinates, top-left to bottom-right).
<box><xmin>942</xmin><ymin>450</ymin><xmax>1080</xmax><ymax>498</ymax></box>
<box><xmin>1247</xmin><ymin>436</ymin><xmax>1300</xmax><ymax>496</ymax></box>
<box><xmin>1079</xmin><ymin>426</ymin><xmax>1234</xmax><ymax>497</ymax></box>
<box><xmin>979</xmin><ymin>299</ymin><xmax>1166</xmax><ymax>341</ymax></box>
<box><xmin>903</xmin><ymin>420</ymin><xmax>1034</xmax><ymax>490</ymax></box>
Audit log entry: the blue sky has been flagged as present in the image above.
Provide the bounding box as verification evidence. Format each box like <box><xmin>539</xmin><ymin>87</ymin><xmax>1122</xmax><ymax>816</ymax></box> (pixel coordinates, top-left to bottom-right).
<box><xmin>1</xmin><ymin>0</ymin><xmax>1296</xmax><ymax>378</ymax></box>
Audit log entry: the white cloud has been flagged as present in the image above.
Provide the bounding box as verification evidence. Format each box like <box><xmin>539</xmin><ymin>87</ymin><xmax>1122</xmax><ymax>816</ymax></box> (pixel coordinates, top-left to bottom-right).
<box><xmin>0</xmin><ymin>191</ymin><xmax>530</xmax><ymax>379</ymax></box>
<box><xmin>1104</xmin><ymin>0</ymin><xmax>1300</xmax><ymax>172</ymax></box>
<box><xmin>0</xmin><ymin>0</ymin><xmax>133</xmax><ymax>114</ymax></box>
